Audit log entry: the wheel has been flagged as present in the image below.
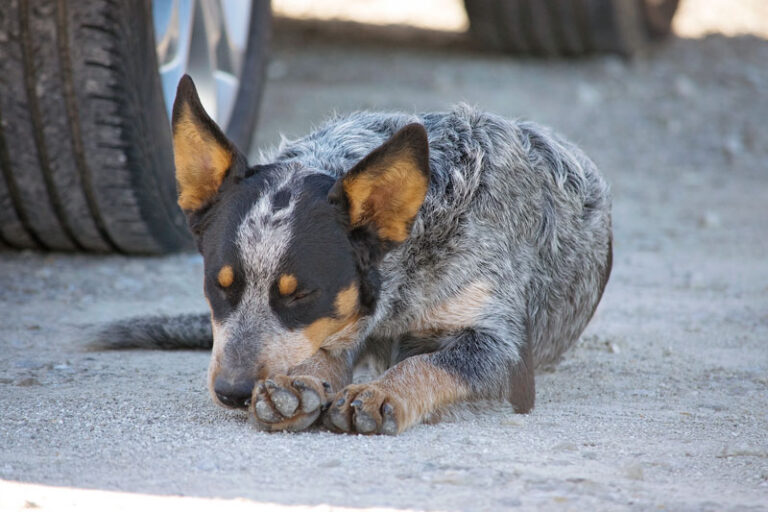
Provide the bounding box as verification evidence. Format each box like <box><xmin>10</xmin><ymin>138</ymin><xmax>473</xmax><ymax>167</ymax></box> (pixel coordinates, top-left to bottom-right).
<box><xmin>463</xmin><ymin>0</ymin><xmax>507</xmax><ymax>51</ymax></box>
<box><xmin>0</xmin><ymin>0</ymin><xmax>269</xmax><ymax>254</ymax></box>
<box><xmin>464</xmin><ymin>0</ymin><xmax>680</xmax><ymax>56</ymax></box>
<box><xmin>153</xmin><ymin>0</ymin><xmax>271</xmax><ymax>151</ymax></box>
<box><xmin>584</xmin><ymin>0</ymin><xmax>647</xmax><ymax>55</ymax></box>
<box><xmin>641</xmin><ymin>0</ymin><xmax>680</xmax><ymax>39</ymax></box>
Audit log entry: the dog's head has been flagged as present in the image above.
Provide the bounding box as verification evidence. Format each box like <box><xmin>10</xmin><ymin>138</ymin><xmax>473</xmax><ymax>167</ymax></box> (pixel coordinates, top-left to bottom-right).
<box><xmin>171</xmin><ymin>76</ymin><xmax>430</xmax><ymax>408</ymax></box>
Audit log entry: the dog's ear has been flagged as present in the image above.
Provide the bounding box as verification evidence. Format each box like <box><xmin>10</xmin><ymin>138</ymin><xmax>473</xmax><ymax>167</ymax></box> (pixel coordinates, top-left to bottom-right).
<box><xmin>330</xmin><ymin>123</ymin><xmax>430</xmax><ymax>243</ymax></box>
<box><xmin>171</xmin><ymin>75</ymin><xmax>236</xmax><ymax>212</ymax></box>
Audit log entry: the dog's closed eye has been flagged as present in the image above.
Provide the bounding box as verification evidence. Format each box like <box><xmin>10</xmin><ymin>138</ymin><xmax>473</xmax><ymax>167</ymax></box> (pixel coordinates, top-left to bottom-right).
<box><xmin>276</xmin><ymin>274</ymin><xmax>317</xmax><ymax>305</ymax></box>
<box><xmin>285</xmin><ymin>289</ymin><xmax>317</xmax><ymax>306</ymax></box>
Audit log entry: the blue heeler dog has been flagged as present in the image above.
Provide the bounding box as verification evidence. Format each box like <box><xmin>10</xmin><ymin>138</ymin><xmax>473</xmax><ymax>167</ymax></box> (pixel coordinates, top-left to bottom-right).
<box><xmin>94</xmin><ymin>75</ymin><xmax>612</xmax><ymax>435</ymax></box>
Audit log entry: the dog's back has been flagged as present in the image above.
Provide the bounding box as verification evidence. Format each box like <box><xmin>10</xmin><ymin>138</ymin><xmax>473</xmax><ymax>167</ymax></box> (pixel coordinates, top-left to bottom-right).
<box><xmin>267</xmin><ymin>105</ymin><xmax>612</xmax><ymax>369</ymax></box>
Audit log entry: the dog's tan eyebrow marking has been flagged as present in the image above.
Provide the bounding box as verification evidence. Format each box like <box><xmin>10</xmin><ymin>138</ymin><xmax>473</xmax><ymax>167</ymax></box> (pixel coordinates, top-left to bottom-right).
<box><xmin>217</xmin><ymin>265</ymin><xmax>234</xmax><ymax>288</ymax></box>
<box><xmin>278</xmin><ymin>274</ymin><xmax>298</xmax><ymax>295</ymax></box>
<box><xmin>335</xmin><ymin>283</ymin><xmax>358</xmax><ymax>318</ymax></box>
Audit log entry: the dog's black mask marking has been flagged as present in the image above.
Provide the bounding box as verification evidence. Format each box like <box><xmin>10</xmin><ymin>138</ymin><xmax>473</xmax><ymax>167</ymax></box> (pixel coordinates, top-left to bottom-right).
<box><xmin>192</xmin><ymin>167</ymin><xmax>380</xmax><ymax>331</ymax></box>
<box><xmin>194</xmin><ymin>163</ymin><xmax>281</xmax><ymax>321</ymax></box>
<box><xmin>268</xmin><ymin>174</ymin><xmax>360</xmax><ymax>329</ymax></box>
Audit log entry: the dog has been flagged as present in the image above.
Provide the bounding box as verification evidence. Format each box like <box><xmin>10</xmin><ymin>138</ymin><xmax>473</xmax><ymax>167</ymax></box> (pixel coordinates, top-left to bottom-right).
<box><xmin>93</xmin><ymin>75</ymin><xmax>612</xmax><ymax>435</ymax></box>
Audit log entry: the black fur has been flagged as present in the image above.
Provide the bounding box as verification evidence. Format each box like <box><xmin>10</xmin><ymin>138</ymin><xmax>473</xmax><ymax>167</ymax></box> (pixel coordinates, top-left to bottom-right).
<box><xmin>270</xmin><ymin>174</ymin><xmax>358</xmax><ymax>329</ymax></box>
<box><xmin>85</xmin><ymin>313</ymin><xmax>212</xmax><ymax>350</ymax></box>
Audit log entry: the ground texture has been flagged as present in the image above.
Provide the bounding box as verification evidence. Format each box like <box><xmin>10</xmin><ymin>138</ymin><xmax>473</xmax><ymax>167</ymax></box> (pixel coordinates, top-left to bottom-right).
<box><xmin>1</xmin><ymin>1</ymin><xmax>767</xmax><ymax>510</ymax></box>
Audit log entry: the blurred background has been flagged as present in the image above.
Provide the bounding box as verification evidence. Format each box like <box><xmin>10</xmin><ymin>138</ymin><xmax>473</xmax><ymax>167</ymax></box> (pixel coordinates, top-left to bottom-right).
<box><xmin>1</xmin><ymin>0</ymin><xmax>766</xmax><ymax>255</ymax></box>
<box><xmin>254</xmin><ymin>0</ymin><xmax>767</xmax><ymax>273</ymax></box>
<box><xmin>258</xmin><ymin>0</ymin><xmax>767</xmax><ymax>161</ymax></box>
<box><xmin>274</xmin><ymin>0</ymin><xmax>767</xmax><ymax>36</ymax></box>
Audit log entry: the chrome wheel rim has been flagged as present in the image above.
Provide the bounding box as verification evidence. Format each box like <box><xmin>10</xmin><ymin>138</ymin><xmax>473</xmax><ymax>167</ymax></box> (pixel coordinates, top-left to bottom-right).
<box><xmin>153</xmin><ymin>0</ymin><xmax>252</xmax><ymax>130</ymax></box>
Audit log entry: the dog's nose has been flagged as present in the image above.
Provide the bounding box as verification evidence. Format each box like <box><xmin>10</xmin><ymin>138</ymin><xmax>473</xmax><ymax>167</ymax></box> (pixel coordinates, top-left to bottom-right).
<box><xmin>213</xmin><ymin>376</ymin><xmax>255</xmax><ymax>409</ymax></box>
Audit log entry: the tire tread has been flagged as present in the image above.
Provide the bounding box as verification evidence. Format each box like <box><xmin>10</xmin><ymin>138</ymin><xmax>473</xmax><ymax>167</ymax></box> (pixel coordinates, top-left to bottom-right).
<box><xmin>0</xmin><ymin>0</ymin><xmax>192</xmax><ymax>253</ymax></box>
<box><xmin>464</xmin><ymin>0</ymin><xmax>679</xmax><ymax>56</ymax></box>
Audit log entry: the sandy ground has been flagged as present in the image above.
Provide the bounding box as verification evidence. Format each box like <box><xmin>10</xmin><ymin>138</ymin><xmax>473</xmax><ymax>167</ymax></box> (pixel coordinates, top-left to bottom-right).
<box><xmin>1</xmin><ymin>1</ymin><xmax>767</xmax><ymax>510</ymax></box>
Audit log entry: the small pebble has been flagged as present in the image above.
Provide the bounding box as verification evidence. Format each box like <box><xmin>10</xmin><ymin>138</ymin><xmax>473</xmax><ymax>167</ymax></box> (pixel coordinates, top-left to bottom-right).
<box><xmin>497</xmin><ymin>497</ymin><xmax>522</xmax><ymax>507</ymax></box>
<box><xmin>722</xmin><ymin>134</ymin><xmax>744</xmax><ymax>162</ymax></box>
<box><xmin>14</xmin><ymin>359</ymin><xmax>46</xmax><ymax>369</ymax></box>
<box><xmin>576</xmin><ymin>83</ymin><xmax>601</xmax><ymax>106</ymax></box>
<box><xmin>718</xmin><ymin>442</ymin><xmax>767</xmax><ymax>458</ymax></box>
<box><xmin>674</xmin><ymin>75</ymin><xmax>696</xmax><ymax>98</ymax></box>
<box><xmin>625</xmin><ymin>464</ymin><xmax>644</xmax><ymax>481</ymax></box>
<box><xmin>698</xmin><ymin>211</ymin><xmax>721</xmax><ymax>229</ymax></box>
<box><xmin>16</xmin><ymin>377</ymin><xmax>41</xmax><ymax>387</ymax></box>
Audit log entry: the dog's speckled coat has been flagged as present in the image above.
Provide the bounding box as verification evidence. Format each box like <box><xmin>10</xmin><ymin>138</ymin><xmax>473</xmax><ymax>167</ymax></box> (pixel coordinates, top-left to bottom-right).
<box><xmin>266</xmin><ymin>106</ymin><xmax>611</xmax><ymax>369</ymax></box>
<box><xmin>93</xmin><ymin>99</ymin><xmax>611</xmax><ymax>435</ymax></box>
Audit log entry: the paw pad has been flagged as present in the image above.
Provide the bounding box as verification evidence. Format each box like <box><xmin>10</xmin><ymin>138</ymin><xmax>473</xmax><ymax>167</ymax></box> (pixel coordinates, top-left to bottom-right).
<box><xmin>325</xmin><ymin>384</ymin><xmax>401</xmax><ymax>435</ymax></box>
<box><xmin>250</xmin><ymin>375</ymin><xmax>328</xmax><ymax>432</ymax></box>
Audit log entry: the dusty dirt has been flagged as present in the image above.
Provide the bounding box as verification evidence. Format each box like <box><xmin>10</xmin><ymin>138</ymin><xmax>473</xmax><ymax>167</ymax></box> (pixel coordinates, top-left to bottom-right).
<box><xmin>1</xmin><ymin>1</ymin><xmax>767</xmax><ymax>510</ymax></box>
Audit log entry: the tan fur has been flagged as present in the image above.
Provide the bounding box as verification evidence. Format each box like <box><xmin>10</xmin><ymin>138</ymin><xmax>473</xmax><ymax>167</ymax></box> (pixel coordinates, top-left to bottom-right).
<box><xmin>304</xmin><ymin>318</ymin><xmax>346</xmax><ymax>349</ymax></box>
<box><xmin>277</xmin><ymin>274</ymin><xmax>298</xmax><ymax>296</ymax></box>
<box><xmin>338</xmin><ymin>355</ymin><xmax>469</xmax><ymax>434</ymax></box>
<box><xmin>375</xmin><ymin>356</ymin><xmax>469</xmax><ymax>430</ymax></box>
<box><xmin>307</xmin><ymin>317</ymin><xmax>360</xmax><ymax>350</ymax></box>
<box><xmin>259</xmin><ymin>284</ymin><xmax>361</xmax><ymax>375</ymax></box>
<box><xmin>302</xmin><ymin>283</ymin><xmax>359</xmax><ymax>348</ymax></box>
<box><xmin>288</xmin><ymin>349</ymin><xmax>353</xmax><ymax>392</ymax></box>
<box><xmin>207</xmin><ymin>283</ymin><xmax>362</xmax><ymax>393</ymax></box>
<box><xmin>217</xmin><ymin>265</ymin><xmax>234</xmax><ymax>288</ymax></box>
<box><xmin>256</xmin><ymin>331</ymin><xmax>317</xmax><ymax>376</ymax></box>
<box><xmin>408</xmin><ymin>280</ymin><xmax>493</xmax><ymax>336</ymax></box>
<box><xmin>343</xmin><ymin>154</ymin><xmax>428</xmax><ymax>242</ymax></box>
<box><xmin>173</xmin><ymin>104</ymin><xmax>232</xmax><ymax>211</ymax></box>
<box><xmin>334</xmin><ymin>283</ymin><xmax>359</xmax><ymax>317</ymax></box>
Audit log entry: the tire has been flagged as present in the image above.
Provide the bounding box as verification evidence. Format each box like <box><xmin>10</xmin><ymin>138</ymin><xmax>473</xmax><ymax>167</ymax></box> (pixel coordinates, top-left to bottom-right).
<box><xmin>464</xmin><ymin>0</ymin><xmax>680</xmax><ymax>56</ymax></box>
<box><xmin>585</xmin><ymin>0</ymin><xmax>647</xmax><ymax>55</ymax></box>
<box><xmin>641</xmin><ymin>0</ymin><xmax>680</xmax><ymax>39</ymax></box>
<box><xmin>463</xmin><ymin>0</ymin><xmax>507</xmax><ymax>51</ymax></box>
<box><xmin>225</xmin><ymin>0</ymin><xmax>271</xmax><ymax>152</ymax></box>
<box><xmin>0</xmin><ymin>0</ymin><xmax>269</xmax><ymax>254</ymax></box>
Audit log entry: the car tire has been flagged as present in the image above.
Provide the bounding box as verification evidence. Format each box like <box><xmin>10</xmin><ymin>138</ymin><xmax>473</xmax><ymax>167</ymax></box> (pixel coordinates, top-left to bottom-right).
<box><xmin>464</xmin><ymin>0</ymin><xmax>680</xmax><ymax>56</ymax></box>
<box><xmin>0</xmin><ymin>0</ymin><xmax>269</xmax><ymax>253</ymax></box>
<box><xmin>641</xmin><ymin>0</ymin><xmax>680</xmax><ymax>39</ymax></box>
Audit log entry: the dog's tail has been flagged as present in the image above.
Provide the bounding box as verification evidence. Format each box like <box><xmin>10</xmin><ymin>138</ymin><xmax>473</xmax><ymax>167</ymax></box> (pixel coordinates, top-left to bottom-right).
<box><xmin>85</xmin><ymin>313</ymin><xmax>213</xmax><ymax>350</ymax></box>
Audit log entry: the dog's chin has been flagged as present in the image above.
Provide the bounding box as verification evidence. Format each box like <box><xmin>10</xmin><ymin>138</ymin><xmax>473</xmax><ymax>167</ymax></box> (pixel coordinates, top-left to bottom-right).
<box><xmin>215</xmin><ymin>398</ymin><xmax>250</xmax><ymax>411</ymax></box>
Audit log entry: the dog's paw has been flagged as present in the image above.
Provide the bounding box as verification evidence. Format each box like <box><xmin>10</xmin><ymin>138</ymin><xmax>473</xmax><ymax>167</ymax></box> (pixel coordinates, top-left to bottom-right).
<box><xmin>324</xmin><ymin>383</ymin><xmax>403</xmax><ymax>435</ymax></box>
<box><xmin>249</xmin><ymin>375</ymin><xmax>330</xmax><ymax>432</ymax></box>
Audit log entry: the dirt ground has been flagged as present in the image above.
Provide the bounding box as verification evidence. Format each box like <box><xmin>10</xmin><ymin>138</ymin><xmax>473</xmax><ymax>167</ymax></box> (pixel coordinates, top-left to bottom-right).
<box><xmin>1</xmin><ymin>1</ymin><xmax>767</xmax><ymax>510</ymax></box>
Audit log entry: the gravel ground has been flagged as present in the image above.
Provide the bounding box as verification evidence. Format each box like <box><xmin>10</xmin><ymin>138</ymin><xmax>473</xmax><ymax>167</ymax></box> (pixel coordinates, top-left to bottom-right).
<box><xmin>1</xmin><ymin>2</ymin><xmax>767</xmax><ymax>510</ymax></box>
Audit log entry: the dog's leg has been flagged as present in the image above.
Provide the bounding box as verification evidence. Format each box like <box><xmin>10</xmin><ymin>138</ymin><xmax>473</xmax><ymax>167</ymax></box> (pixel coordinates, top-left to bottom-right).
<box><xmin>249</xmin><ymin>349</ymin><xmax>353</xmax><ymax>432</ymax></box>
<box><xmin>325</xmin><ymin>328</ymin><xmax>533</xmax><ymax>435</ymax></box>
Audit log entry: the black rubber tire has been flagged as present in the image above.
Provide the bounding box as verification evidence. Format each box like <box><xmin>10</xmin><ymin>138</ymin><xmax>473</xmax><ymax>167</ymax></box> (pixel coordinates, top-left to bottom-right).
<box><xmin>584</xmin><ymin>0</ymin><xmax>647</xmax><ymax>55</ymax></box>
<box><xmin>641</xmin><ymin>0</ymin><xmax>680</xmax><ymax>39</ymax></box>
<box><xmin>464</xmin><ymin>0</ymin><xmax>680</xmax><ymax>56</ymax></box>
<box><xmin>463</xmin><ymin>0</ymin><xmax>507</xmax><ymax>51</ymax></box>
<box><xmin>524</xmin><ymin>0</ymin><xmax>561</xmax><ymax>56</ymax></box>
<box><xmin>550</xmin><ymin>0</ymin><xmax>590</xmax><ymax>56</ymax></box>
<box><xmin>0</xmin><ymin>0</ymin><xmax>269</xmax><ymax>254</ymax></box>
<box><xmin>226</xmin><ymin>0</ymin><xmax>271</xmax><ymax>152</ymax></box>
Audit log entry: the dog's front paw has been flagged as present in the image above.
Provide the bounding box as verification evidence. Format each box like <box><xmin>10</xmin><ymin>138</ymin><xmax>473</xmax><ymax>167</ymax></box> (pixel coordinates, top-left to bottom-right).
<box><xmin>249</xmin><ymin>375</ymin><xmax>330</xmax><ymax>432</ymax></box>
<box><xmin>324</xmin><ymin>384</ymin><xmax>404</xmax><ymax>435</ymax></box>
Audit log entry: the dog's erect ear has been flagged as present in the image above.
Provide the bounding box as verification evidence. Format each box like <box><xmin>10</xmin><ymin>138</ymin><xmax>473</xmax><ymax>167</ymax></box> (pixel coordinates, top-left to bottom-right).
<box><xmin>171</xmin><ymin>75</ymin><xmax>235</xmax><ymax>212</ymax></box>
<box><xmin>330</xmin><ymin>123</ymin><xmax>430</xmax><ymax>243</ymax></box>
